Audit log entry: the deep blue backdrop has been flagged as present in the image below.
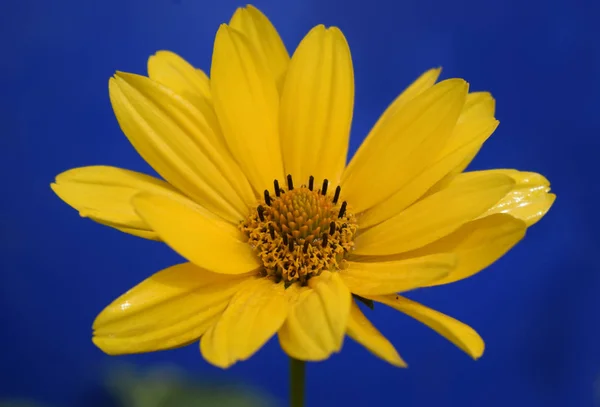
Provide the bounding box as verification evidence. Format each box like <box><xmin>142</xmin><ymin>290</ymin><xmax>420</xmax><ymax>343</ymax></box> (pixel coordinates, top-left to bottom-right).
<box><xmin>2</xmin><ymin>0</ymin><xmax>599</xmax><ymax>406</ymax></box>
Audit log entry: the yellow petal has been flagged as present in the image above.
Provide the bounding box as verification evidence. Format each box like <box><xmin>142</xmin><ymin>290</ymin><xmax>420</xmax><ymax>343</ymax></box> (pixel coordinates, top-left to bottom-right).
<box><xmin>146</xmin><ymin>50</ymin><xmax>230</xmax><ymax>156</ymax></box>
<box><xmin>481</xmin><ymin>170</ymin><xmax>555</xmax><ymax>226</ymax></box>
<box><xmin>358</xmin><ymin>117</ymin><xmax>499</xmax><ymax>228</ymax></box>
<box><xmin>278</xmin><ymin>271</ymin><xmax>351</xmax><ymax>361</ymax></box>
<box><xmin>426</xmin><ymin>92</ymin><xmax>498</xmax><ymax>193</ymax></box>
<box><xmin>109</xmin><ymin>72</ymin><xmax>255</xmax><ymax>222</ymax></box>
<box><xmin>359</xmin><ymin>91</ymin><xmax>498</xmax><ymax>228</ymax></box>
<box><xmin>423</xmin><ymin>214</ymin><xmax>526</xmax><ymax>286</ymax></box>
<box><xmin>381</xmin><ymin>68</ymin><xmax>442</xmax><ymax>120</ymax></box>
<box><xmin>107</xmin><ymin>223</ymin><xmax>161</xmax><ymax>241</ymax></box>
<box><xmin>346</xmin><ymin>300</ymin><xmax>406</xmax><ymax>367</ymax></box>
<box><xmin>229</xmin><ymin>5</ymin><xmax>289</xmax><ymax>89</ymax></box>
<box><xmin>354</xmin><ymin>172</ymin><xmax>514</xmax><ymax>256</ymax></box>
<box><xmin>132</xmin><ymin>193</ymin><xmax>261</xmax><ymax>275</ymax></box>
<box><xmin>211</xmin><ymin>24</ymin><xmax>284</xmax><ymax>193</ymax></box>
<box><xmin>93</xmin><ymin>262</ymin><xmax>250</xmax><ymax>354</ymax></box>
<box><xmin>147</xmin><ymin>50</ymin><xmax>212</xmax><ymax>103</ymax></box>
<box><xmin>443</xmin><ymin>92</ymin><xmax>496</xmax><ymax>175</ymax></box>
<box><xmin>279</xmin><ymin>25</ymin><xmax>354</xmax><ymax>184</ymax></box>
<box><xmin>50</xmin><ymin>166</ymin><xmax>206</xmax><ymax>240</ymax></box>
<box><xmin>146</xmin><ymin>51</ymin><xmax>228</xmax><ymax>156</ymax></box>
<box><xmin>341</xmin><ymin>79</ymin><xmax>468</xmax><ymax>213</ymax></box>
<box><xmin>460</xmin><ymin>92</ymin><xmax>496</xmax><ymax>123</ymax></box>
<box><xmin>340</xmin><ymin>254</ymin><xmax>455</xmax><ymax>295</ymax></box>
<box><xmin>200</xmin><ymin>277</ymin><xmax>288</xmax><ymax>368</ymax></box>
<box><xmin>369</xmin><ymin>294</ymin><xmax>484</xmax><ymax>359</ymax></box>
<box><xmin>365</xmin><ymin>214</ymin><xmax>527</xmax><ymax>286</ymax></box>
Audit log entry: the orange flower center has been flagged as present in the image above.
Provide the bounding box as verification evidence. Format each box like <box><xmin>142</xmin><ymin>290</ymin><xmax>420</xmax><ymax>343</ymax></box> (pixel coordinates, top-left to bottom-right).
<box><xmin>240</xmin><ymin>175</ymin><xmax>358</xmax><ymax>285</ymax></box>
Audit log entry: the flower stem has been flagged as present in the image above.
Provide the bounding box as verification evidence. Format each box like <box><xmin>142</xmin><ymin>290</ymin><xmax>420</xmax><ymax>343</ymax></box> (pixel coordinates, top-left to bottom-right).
<box><xmin>289</xmin><ymin>357</ymin><xmax>305</xmax><ymax>407</ymax></box>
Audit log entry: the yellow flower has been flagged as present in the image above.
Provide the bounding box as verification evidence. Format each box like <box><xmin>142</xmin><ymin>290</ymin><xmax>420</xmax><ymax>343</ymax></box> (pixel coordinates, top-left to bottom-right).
<box><xmin>51</xmin><ymin>5</ymin><xmax>555</xmax><ymax>369</ymax></box>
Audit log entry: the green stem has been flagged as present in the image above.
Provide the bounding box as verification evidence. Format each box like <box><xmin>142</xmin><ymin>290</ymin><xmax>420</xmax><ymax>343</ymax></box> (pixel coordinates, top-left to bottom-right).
<box><xmin>289</xmin><ymin>357</ymin><xmax>305</xmax><ymax>407</ymax></box>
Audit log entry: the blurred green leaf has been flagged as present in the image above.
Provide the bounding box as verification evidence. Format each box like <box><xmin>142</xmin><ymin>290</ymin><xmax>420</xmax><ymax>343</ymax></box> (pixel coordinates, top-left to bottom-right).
<box><xmin>1</xmin><ymin>363</ymin><xmax>277</xmax><ymax>407</ymax></box>
<box><xmin>106</xmin><ymin>364</ymin><xmax>276</xmax><ymax>407</ymax></box>
<box><xmin>0</xmin><ymin>401</ymin><xmax>49</xmax><ymax>407</ymax></box>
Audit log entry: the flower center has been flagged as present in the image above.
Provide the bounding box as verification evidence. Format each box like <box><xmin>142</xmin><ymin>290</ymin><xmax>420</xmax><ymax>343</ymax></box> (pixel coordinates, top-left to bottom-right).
<box><xmin>240</xmin><ymin>175</ymin><xmax>358</xmax><ymax>285</ymax></box>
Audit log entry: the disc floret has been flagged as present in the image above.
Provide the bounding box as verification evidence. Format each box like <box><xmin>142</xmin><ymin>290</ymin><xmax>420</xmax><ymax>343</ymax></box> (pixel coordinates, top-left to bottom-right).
<box><xmin>240</xmin><ymin>175</ymin><xmax>357</xmax><ymax>285</ymax></box>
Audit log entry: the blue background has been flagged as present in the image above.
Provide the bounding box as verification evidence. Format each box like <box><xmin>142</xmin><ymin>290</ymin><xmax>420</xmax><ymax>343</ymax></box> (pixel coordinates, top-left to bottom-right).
<box><xmin>2</xmin><ymin>0</ymin><xmax>599</xmax><ymax>406</ymax></box>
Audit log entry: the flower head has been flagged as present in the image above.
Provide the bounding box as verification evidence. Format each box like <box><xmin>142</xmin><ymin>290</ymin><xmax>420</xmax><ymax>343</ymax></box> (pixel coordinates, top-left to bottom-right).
<box><xmin>51</xmin><ymin>5</ymin><xmax>554</xmax><ymax>368</ymax></box>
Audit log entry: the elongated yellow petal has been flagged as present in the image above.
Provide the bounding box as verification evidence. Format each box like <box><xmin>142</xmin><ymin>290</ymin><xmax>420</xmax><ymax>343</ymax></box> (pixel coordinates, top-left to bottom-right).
<box><xmin>426</xmin><ymin>92</ymin><xmax>498</xmax><ymax>193</ymax></box>
<box><xmin>460</xmin><ymin>92</ymin><xmax>496</xmax><ymax>123</ymax></box>
<box><xmin>146</xmin><ymin>50</ymin><xmax>231</xmax><ymax>155</ymax></box>
<box><xmin>280</xmin><ymin>25</ymin><xmax>354</xmax><ymax>184</ymax></box>
<box><xmin>133</xmin><ymin>193</ymin><xmax>261</xmax><ymax>275</ymax></box>
<box><xmin>444</xmin><ymin>92</ymin><xmax>496</xmax><ymax>175</ymax></box>
<box><xmin>363</xmin><ymin>214</ymin><xmax>527</xmax><ymax>286</ymax></box>
<box><xmin>421</xmin><ymin>214</ymin><xmax>526</xmax><ymax>286</ymax></box>
<box><xmin>108</xmin><ymin>223</ymin><xmax>161</xmax><ymax>241</ymax></box>
<box><xmin>211</xmin><ymin>24</ymin><xmax>284</xmax><ymax>193</ymax></box>
<box><xmin>481</xmin><ymin>170</ymin><xmax>555</xmax><ymax>226</ymax></box>
<box><xmin>359</xmin><ymin>89</ymin><xmax>498</xmax><ymax>229</ymax></box>
<box><xmin>346</xmin><ymin>300</ymin><xmax>406</xmax><ymax>367</ymax></box>
<box><xmin>51</xmin><ymin>166</ymin><xmax>207</xmax><ymax>240</ymax></box>
<box><xmin>340</xmin><ymin>254</ymin><xmax>455</xmax><ymax>295</ymax></box>
<box><xmin>200</xmin><ymin>277</ymin><xmax>288</xmax><ymax>368</ymax></box>
<box><xmin>369</xmin><ymin>294</ymin><xmax>484</xmax><ymax>359</ymax></box>
<box><xmin>359</xmin><ymin>117</ymin><xmax>499</xmax><ymax>228</ymax></box>
<box><xmin>229</xmin><ymin>5</ymin><xmax>289</xmax><ymax>89</ymax></box>
<box><xmin>278</xmin><ymin>271</ymin><xmax>351</xmax><ymax>361</ymax></box>
<box><xmin>147</xmin><ymin>50</ymin><xmax>212</xmax><ymax>104</ymax></box>
<box><xmin>147</xmin><ymin>51</ymin><xmax>228</xmax><ymax>154</ymax></box>
<box><xmin>341</xmin><ymin>79</ymin><xmax>468</xmax><ymax>213</ymax></box>
<box><xmin>381</xmin><ymin>68</ymin><xmax>442</xmax><ymax>120</ymax></box>
<box><xmin>354</xmin><ymin>172</ymin><xmax>514</xmax><ymax>256</ymax></box>
<box><xmin>93</xmin><ymin>262</ymin><xmax>250</xmax><ymax>354</ymax></box>
<box><xmin>110</xmin><ymin>73</ymin><xmax>255</xmax><ymax>222</ymax></box>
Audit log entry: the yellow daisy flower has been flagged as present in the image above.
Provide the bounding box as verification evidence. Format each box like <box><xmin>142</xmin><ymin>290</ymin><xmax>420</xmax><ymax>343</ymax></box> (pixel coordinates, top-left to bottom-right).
<box><xmin>51</xmin><ymin>5</ymin><xmax>554</xmax><ymax>369</ymax></box>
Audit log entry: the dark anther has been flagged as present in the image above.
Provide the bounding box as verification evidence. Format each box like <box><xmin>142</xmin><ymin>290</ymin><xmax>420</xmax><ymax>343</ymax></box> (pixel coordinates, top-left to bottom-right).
<box><xmin>282</xmin><ymin>233</ymin><xmax>289</xmax><ymax>245</ymax></box>
<box><xmin>321</xmin><ymin>233</ymin><xmax>328</xmax><ymax>248</ymax></box>
<box><xmin>287</xmin><ymin>174</ymin><xmax>294</xmax><ymax>190</ymax></box>
<box><xmin>333</xmin><ymin>186</ymin><xmax>341</xmax><ymax>204</ymax></box>
<box><xmin>338</xmin><ymin>201</ymin><xmax>347</xmax><ymax>218</ymax></box>
<box><xmin>303</xmin><ymin>240</ymin><xmax>310</xmax><ymax>254</ymax></box>
<box><xmin>288</xmin><ymin>239</ymin><xmax>294</xmax><ymax>252</ymax></box>
<box><xmin>329</xmin><ymin>221</ymin><xmax>336</xmax><ymax>235</ymax></box>
<box><xmin>257</xmin><ymin>205</ymin><xmax>265</xmax><ymax>222</ymax></box>
<box><xmin>263</xmin><ymin>190</ymin><xmax>271</xmax><ymax>206</ymax></box>
<box><xmin>269</xmin><ymin>224</ymin><xmax>275</xmax><ymax>239</ymax></box>
<box><xmin>274</xmin><ymin>180</ymin><xmax>281</xmax><ymax>197</ymax></box>
<box><xmin>308</xmin><ymin>176</ymin><xmax>314</xmax><ymax>191</ymax></box>
<box><xmin>321</xmin><ymin>179</ymin><xmax>329</xmax><ymax>195</ymax></box>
